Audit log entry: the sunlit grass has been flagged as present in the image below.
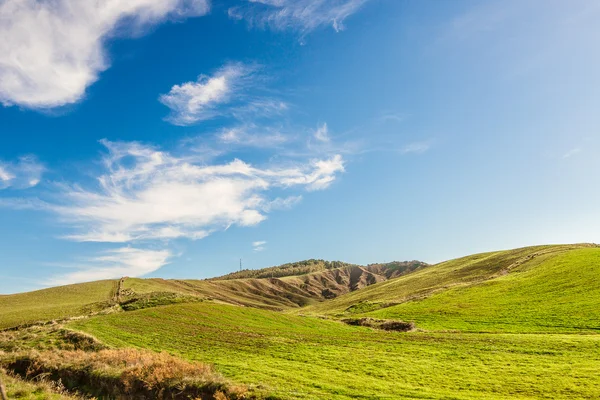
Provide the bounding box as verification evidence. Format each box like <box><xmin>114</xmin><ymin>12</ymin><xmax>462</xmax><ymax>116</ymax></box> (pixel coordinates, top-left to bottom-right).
<box><xmin>71</xmin><ymin>302</ymin><xmax>600</xmax><ymax>399</ymax></box>
<box><xmin>0</xmin><ymin>280</ymin><xmax>117</xmax><ymax>329</ymax></box>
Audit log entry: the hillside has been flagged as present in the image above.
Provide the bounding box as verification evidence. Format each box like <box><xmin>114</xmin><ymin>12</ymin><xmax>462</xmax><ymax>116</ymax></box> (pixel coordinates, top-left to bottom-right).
<box><xmin>211</xmin><ymin>259</ymin><xmax>426</xmax><ymax>281</ymax></box>
<box><xmin>210</xmin><ymin>259</ymin><xmax>359</xmax><ymax>280</ymax></box>
<box><xmin>0</xmin><ymin>280</ymin><xmax>117</xmax><ymax>329</ymax></box>
<box><xmin>0</xmin><ymin>259</ymin><xmax>427</xmax><ymax>329</ymax></box>
<box><xmin>121</xmin><ymin>260</ymin><xmax>428</xmax><ymax>310</ymax></box>
<box><xmin>1</xmin><ymin>244</ymin><xmax>599</xmax><ymax>399</ymax></box>
<box><xmin>301</xmin><ymin>243</ymin><xmax>600</xmax><ymax>332</ymax></box>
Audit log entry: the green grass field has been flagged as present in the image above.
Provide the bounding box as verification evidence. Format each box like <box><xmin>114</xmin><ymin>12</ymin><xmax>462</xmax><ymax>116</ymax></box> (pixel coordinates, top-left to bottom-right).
<box><xmin>70</xmin><ymin>302</ymin><xmax>600</xmax><ymax>399</ymax></box>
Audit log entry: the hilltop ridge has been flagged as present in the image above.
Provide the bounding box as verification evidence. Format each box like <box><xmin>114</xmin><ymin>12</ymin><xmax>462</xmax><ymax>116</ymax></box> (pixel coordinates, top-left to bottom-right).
<box><xmin>121</xmin><ymin>260</ymin><xmax>428</xmax><ymax>311</ymax></box>
<box><xmin>209</xmin><ymin>259</ymin><xmax>359</xmax><ymax>280</ymax></box>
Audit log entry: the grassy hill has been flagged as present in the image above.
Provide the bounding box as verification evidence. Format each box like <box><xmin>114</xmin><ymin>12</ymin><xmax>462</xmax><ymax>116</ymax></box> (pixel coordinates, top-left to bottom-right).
<box><xmin>0</xmin><ymin>260</ymin><xmax>426</xmax><ymax>329</ymax></box>
<box><xmin>362</xmin><ymin>246</ymin><xmax>600</xmax><ymax>332</ymax></box>
<box><xmin>0</xmin><ymin>280</ymin><xmax>117</xmax><ymax>329</ymax></box>
<box><xmin>1</xmin><ymin>244</ymin><xmax>599</xmax><ymax>399</ymax></box>
<box><xmin>119</xmin><ymin>262</ymin><xmax>428</xmax><ymax>311</ymax></box>
<box><xmin>300</xmin><ymin>244</ymin><xmax>600</xmax><ymax>331</ymax></box>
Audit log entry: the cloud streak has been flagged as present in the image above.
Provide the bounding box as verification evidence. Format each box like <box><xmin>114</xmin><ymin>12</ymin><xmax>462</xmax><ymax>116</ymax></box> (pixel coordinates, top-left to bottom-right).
<box><xmin>401</xmin><ymin>141</ymin><xmax>433</xmax><ymax>155</ymax></box>
<box><xmin>229</xmin><ymin>0</ymin><xmax>369</xmax><ymax>36</ymax></box>
<box><xmin>217</xmin><ymin>125</ymin><xmax>289</xmax><ymax>148</ymax></box>
<box><xmin>0</xmin><ymin>0</ymin><xmax>209</xmax><ymax>109</ymax></box>
<box><xmin>252</xmin><ymin>240</ymin><xmax>266</xmax><ymax>252</ymax></box>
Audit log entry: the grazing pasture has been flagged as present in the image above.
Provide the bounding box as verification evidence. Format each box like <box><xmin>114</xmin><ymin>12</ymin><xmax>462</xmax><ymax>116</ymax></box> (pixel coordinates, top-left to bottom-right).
<box><xmin>71</xmin><ymin>302</ymin><xmax>600</xmax><ymax>400</ymax></box>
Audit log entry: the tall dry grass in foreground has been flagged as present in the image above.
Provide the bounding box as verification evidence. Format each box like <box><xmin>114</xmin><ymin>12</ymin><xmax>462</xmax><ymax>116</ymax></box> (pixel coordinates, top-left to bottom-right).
<box><xmin>5</xmin><ymin>349</ymin><xmax>254</xmax><ymax>399</ymax></box>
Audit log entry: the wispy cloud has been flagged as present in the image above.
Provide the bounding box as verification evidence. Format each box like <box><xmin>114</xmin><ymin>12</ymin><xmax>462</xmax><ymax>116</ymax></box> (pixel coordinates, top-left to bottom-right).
<box><xmin>230</xmin><ymin>98</ymin><xmax>289</xmax><ymax>121</ymax></box>
<box><xmin>46</xmin><ymin>247</ymin><xmax>171</xmax><ymax>286</ymax></box>
<box><xmin>252</xmin><ymin>240</ymin><xmax>266</xmax><ymax>252</ymax></box>
<box><xmin>314</xmin><ymin>123</ymin><xmax>330</xmax><ymax>142</ymax></box>
<box><xmin>263</xmin><ymin>196</ymin><xmax>302</xmax><ymax>212</ymax></box>
<box><xmin>563</xmin><ymin>148</ymin><xmax>582</xmax><ymax>159</ymax></box>
<box><xmin>228</xmin><ymin>0</ymin><xmax>369</xmax><ymax>37</ymax></box>
<box><xmin>160</xmin><ymin>63</ymin><xmax>257</xmax><ymax>125</ymax></box>
<box><xmin>160</xmin><ymin>63</ymin><xmax>289</xmax><ymax>126</ymax></box>
<box><xmin>401</xmin><ymin>141</ymin><xmax>433</xmax><ymax>155</ymax></box>
<box><xmin>217</xmin><ymin>125</ymin><xmax>289</xmax><ymax>148</ymax></box>
<box><xmin>0</xmin><ymin>0</ymin><xmax>209</xmax><ymax>109</ymax></box>
<box><xmin>379</xmin><ymin>112</ymin><xmax>407</xmax><ymax>124</ymax></box>
<box><xmin>0</xmin><ymin>156</ymin><xmax>44</xmax><ymax>189</ymax></box>
<box><xmin>36</xmin><ymin>140</ymin><xmax>344</xmax><ymax>243</ymax></box>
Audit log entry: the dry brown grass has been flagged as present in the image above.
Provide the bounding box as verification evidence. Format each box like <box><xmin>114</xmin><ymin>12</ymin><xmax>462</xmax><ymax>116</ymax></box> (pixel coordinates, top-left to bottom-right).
<box><xmin>4</xmin><ymin>349</ymin><xmax>255</xmax><ymax>399</ymax></box>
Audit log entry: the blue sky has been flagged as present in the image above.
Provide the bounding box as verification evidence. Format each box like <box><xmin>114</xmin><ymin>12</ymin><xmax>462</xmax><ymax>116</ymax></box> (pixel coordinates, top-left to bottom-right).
<box><xmin>1</xmin><ymin>0</ymin><xmax>599</xmax><ymax>293</ymax></box>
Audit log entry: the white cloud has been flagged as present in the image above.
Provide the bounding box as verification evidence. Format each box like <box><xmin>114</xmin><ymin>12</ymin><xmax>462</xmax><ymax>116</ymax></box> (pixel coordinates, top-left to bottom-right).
<box><xmin>0</xmin><ymin>167</ymin><xmax>14</xmax><ymax>184</ymax></box>
<box><xmin>252</xmin><ymin>240</ymin><xmax>266</xmax><ymax>252</ymax></box>
<box><xmin>160</xmin><ymin>63</ymin><xmax>257</xmax><ymax>125</ymax></box>
<box><xmin>401</xmin><ymin>141</ymin><xmax>432</xmax><ymax>155</ymax></box>
<box><xmin>278</xmin><ymin>155</ymin><xmax>345</xmax><ymax>190</ymax></box>
<box><xmin>228</xmin><ymin>0</ymin><xmax>369</xmax><ymax>35</ymax></box>
<box><xmin>46</xmin><ymin>247</ymin><xmax>171</xmax><ymax>286</ymax></box>
<box><xmin>0</xmin><ymin>156</ymin><xmax>44</xmax><ymax>189</ymax></box>
<box><xmin>46</xmin><ymin>140</ymin><xmax>343</xmax><ymax>242</ymax></box>
<box><xmin>160</xmin><ymin>63</ymin><xmax>288</xmax><ymax>125</ymax></box>
<box><xmin>314</xmin><ymin>123</ymin><xmax>330</xmax><ymax>142</ymax></box>
<box><xmin>0</xmin><ymin>0</ymin><xmax>209</xmax><ymax>109</ymax></box>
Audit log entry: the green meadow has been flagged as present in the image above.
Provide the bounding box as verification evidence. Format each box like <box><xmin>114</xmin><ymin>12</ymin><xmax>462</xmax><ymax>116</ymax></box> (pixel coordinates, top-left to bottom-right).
<box><xmin>70</xmin><ymin>302</ymin><xmax>600</xmax><ymax>399</ymax></box>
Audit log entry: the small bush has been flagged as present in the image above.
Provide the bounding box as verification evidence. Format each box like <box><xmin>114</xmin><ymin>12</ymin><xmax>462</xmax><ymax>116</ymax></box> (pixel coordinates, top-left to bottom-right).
<box><xmin>342</xmin><ymin>318</ymin><xmax>415</xmax><ymax>332</ymax></box>
<box><xmin>379</xmin><ymin>320</ymin><xmax>415</xmax><ymax>332</ymax></box>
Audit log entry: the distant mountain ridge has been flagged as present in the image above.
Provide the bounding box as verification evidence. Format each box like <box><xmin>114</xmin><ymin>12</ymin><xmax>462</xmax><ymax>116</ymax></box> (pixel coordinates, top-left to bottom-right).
<box><xmin>127</xmin><ymin>260</ymin><xmax>430</xmax><ymax>311</ymax></box>
<box><xmin>209</xmin><ymin>259</ymin><xmax>359</xmax><ymax>280</ymax></box>
<box><xmin>210</xmin><ymin>259</ymin><xmax>427</xmax><ymax>281</ymax></box>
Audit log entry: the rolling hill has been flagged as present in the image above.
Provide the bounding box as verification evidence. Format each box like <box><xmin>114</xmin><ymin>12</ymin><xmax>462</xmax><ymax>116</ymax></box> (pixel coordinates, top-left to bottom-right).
<box><xmin>300</xmin><ymin>244</ymin><xmax>600</xmax><ymax>332</ymax></box>
<box><xmin>0</xmin><ymin>259</ymin><xmax>427</xmax><ymax>329</ymax></box>
<box><xmin>1</xmin><ymin>244</ymin><xmax>599</xmax><ymax>399</ymax></box>
<box><xmin>0</xmin><ymin>280</ymin><xmax>117</xmax><ymax>329</ymax></box>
